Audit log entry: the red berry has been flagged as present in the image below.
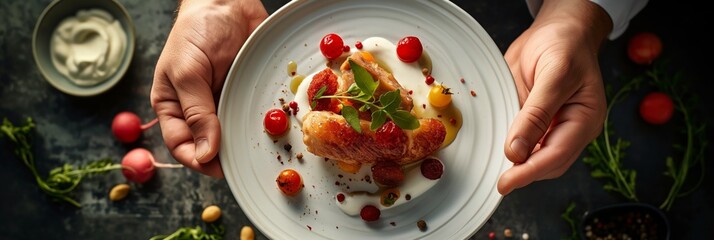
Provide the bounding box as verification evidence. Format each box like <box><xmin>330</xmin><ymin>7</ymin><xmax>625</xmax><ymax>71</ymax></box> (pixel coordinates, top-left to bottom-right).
<box><xmin>488</xmin><ymin>232</ymin><xmax>496</xmax><ymax>239</ymax></box>
<box><xmin>320</xmin><ymin>33</ymin><xmax>345</xmax><ymax>60</ymax></box>
<box><xmin>420</xmin><ymin>158</ymin><xmax>444</xmax><ymax>180</ymax></box>
<box><xmin>289</xmin><ymin>101</ymin><xmax>299</xmax><ymax>116</ymax></box>
<box><xmin>343</xmin><ymin>45</ymin><xmax>350</xmax><ymax>52</ymax></box>
<box><xmin>289</xmin><ymin>101</ymin><xmax>298</xmax><ymax>109</ymax></box>
<box><xmin>264</xmin><ymin>109</ymin><xmax>289</xmax><ymax>136</ymax></box>
<box><xmin>307</xmin><ymin>68</ymin><xmax>340</xmax><ymax>112</ymax></box>
<box><xmin>371</xmin><ymin>161</ymin><xmax>405</xmax><ymax>188</ymax></box>
<box><xmin>425</xmin><ymin>75</ymin><xmax>435</xmax><ymax>85</ymax></box>
<box><xmin>396</xmin><ymin>36</ymin><xmax>423</xmax><ymax>63</ymax></box>
<box><xmin>336</xmin><ymin>193</ymin><xmax>345</xmax><ymax>203</ymax></box>
<box><xmin>360</xmin><ymin>205</ymin><xmax>381</xmax><ymax>222</ymax></box>
<box><xmin>355</xmin><ymin>41</ymin><xmax>363</xmax><ymax>50</ymax></box>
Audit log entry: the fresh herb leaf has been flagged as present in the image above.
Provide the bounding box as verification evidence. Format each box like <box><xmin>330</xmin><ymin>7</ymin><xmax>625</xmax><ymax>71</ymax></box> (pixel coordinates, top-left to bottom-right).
<box><xmin>354</xmin><ymin>92</ymin><xmax>372</xmax><ymax>102</ymax></box>
<box><xmin>583</xmin><ymin>76</ymin><xmax>641</xmax><ymax>202</ymax></box>
<box><xmin>370</xmin><ymin>111</ymin><xmax>387</xmax><ymax>131</ymax></box>
<box><xmin>1</xmin><ymin>117</ymin><xmax>121</xmax><ymax>207</ymax></box>
<box><xmin>379</xmin><ymin>89</ymin><xmax>401</xmax><ymax>113</ymax></box>
<box><xmin>358</xmin><ymin>103</ymin><xmax>371</xmax><ymax>112</ymax></box>
<box><xmin>388</xmin><ymin>110</ymin><xmax>420</xmax><ymax>130</ymax></box>
<box><xmin>346</xmin><ymin>83</ymin><xmax>361</xmax><ymax>96</ymax></box>
<box><xmin>311</xmin><ymin>86</ymin><xmax>327</xmax><ymax>109</ymax></box>
<box><xmin>149</xmin><ymin>224</ymin><xmax>225</xmax><ymax>240</ymax></box>
<box><xmin>349</xmin><ymin>60</ymin><xmax>378</xmax><ymax>97</ymax></box>
<box><xmin>561</xmin><ymin>202</ymin><xmax>579</xmax><ymax>240</ymax></box>
<box><xmin>645</xmin><ymin>61</ymin><xmax>708</xmax><ymax>211</ymax></box>
<box><xmin>583</xmin><ymin>60</ymin><xmax>708</xmax><ymax>211</ymax></box>
<box><xmin>341</xmin><ymin>105</ymin><xmax>362</xmax><ymax>133</ymax></box>
<box><xmin>314</xmin><ymin>60</ymin><xmax>418</xmax><ymax>131</ymax></box>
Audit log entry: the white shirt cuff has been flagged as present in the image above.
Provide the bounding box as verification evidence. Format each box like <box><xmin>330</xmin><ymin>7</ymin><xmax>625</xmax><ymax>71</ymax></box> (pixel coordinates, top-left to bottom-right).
<box><xmin>525</xmin><ymin>0</ymin><xmax>648</xmax><ymax>40</ymax></box>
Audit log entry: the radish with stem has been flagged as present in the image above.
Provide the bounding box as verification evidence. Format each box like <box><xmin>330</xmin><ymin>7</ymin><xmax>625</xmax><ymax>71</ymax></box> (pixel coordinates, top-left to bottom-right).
<box><xmin>121</xmin><ymin>148</ymin><xmax>183</xmax><ymax>183</ymax></box>
<box><xmin>112</xmin><ymin>111</ymin><xmax>159</xmax><ymax>144</ymax></box>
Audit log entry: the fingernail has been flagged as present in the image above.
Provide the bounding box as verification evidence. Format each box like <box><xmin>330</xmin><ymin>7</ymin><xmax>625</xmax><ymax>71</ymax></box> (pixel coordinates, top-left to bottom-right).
<box><xmin>195</xmin><ymin>139</ymin><xmax>210</xmax><ymax>163</ymax></box>
<box><xmin>510</xmin><ymin>137</ymin><xmax>529</xmax><ymax>161</ymax></box>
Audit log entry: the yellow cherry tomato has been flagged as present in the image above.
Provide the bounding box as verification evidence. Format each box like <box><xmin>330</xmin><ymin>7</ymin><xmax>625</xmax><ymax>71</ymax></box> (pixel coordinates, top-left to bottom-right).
<box><xmin>428</xmin><ymin>84</ymin><xmax>452</xmax><ymax>108</ymax></box>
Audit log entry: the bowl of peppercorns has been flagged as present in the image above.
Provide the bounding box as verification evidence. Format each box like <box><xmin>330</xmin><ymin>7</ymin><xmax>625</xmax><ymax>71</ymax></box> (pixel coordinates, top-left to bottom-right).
<box><xmin>580</xmin><ymin>203</ymin><xmax>670</xmax><ymax>240</ymax></box>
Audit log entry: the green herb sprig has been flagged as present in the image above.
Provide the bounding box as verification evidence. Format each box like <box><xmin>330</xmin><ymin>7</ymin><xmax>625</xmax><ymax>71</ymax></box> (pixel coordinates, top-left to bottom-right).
<box><xmin>645</xmin><ymin>62</ymin><xmax>708</xmax><ymax>211</ymax></box>
<box><xmin>149</xmin><ymin>224</ymin><xmax>224</xmax><ymax>240</ymax></box>
<box><xmin>561</xmin><ymin>201</ymin><xmax>580</xmax><ymax>240</ymax></box>
<box><xmin>583</xmin><ymin>77</ymin><xmax>643</xmax><ymax>202</ymax></box>
<box><xmin>583</xmin><ymin>61</ymin><xmax>707</xmax><ymax>211</ymax></box>
<box><xmin>312</xmin><ymin>60</ymin><xmax>419</xmax><ymax>132</ymax></box>
<box><xmin>1</xmin><ymin>117</ymin><xmax>122</xmax><ymax>207</ymax></box>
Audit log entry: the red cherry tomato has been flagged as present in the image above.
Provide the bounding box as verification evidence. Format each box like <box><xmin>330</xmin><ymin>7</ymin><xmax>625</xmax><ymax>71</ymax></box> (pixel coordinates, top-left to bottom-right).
<box><xmin>264</xmin><ymin>108</ymin><xmax>289</xmax><ymax>136</ymax></box>
<box><xmin>396</xmin><ymin>36</ymin><xmax>423</xmax><ymax>63</ymax></box>
<box><xmin>320</xmin><ymin>33</ymin><xmax>345</xmax><ymax>60</ymax></box>
<box><xmin>639</xmin><ymin>92</ymin><xmax>674</xmax><ymax>125</ymax></box>
<box><xmin>627</xmin><ymin>32</ymin><xmax>662</xmax><ymax>65</ymax></box>
<box><xmin>276</xmin><ymin>169</ymin><xmax>303</xmax><ymax>196</ymax></box>
<box><xmin>360</xmin><ymin>205</ymin><xmax>381</xmax><ymax>222</ymax></box>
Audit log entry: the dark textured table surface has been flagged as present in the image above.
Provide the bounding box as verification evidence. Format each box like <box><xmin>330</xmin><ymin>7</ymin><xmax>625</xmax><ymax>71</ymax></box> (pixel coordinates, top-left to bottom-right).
<box><xmin>1</xmin><ymin>0</ymin><xmax>712</xmax><ymax>239</ymax></box>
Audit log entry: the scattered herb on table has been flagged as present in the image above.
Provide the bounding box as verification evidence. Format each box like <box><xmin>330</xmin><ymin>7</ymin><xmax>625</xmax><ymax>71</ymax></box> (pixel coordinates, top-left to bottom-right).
<box><xmin>583</xmin><ymin>77</ymin><xmax>643</xmax><ymax>202</ymax></box>
<box><xmin>583</xmin><ymin>61</ymin><xmax>707</xmax><ymax>210</ymax></box>
<box><xmin>1</xmin><ymin>117</ymin><xmax>122</xmax><ymax>207</ymax></box>
<box><xmin>644</xmin><ymin>62</ymin><xmax>708</xmax><ymax>211</ymax></box>
<box><xmin>149</xmin><ymin>224</ymin><xmax>224</xmax><ymax>240</ymax></box>
<box><xmin>312</xmin><ymin>60</ymin><xmax>419</xmax><ymax>132</ymax></box>
<box><xmin>561</xmin><ymin>201</ymin><xmax>580</xmax><ymax>240</ymax></box>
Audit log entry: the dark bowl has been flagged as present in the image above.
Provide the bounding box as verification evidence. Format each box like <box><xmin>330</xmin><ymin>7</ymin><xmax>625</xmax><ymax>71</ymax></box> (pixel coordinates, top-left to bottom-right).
<box><xmin>32</xmin><ymin>0</ymin><xmax>135</xmax><ymax>97</ymax></box>
<box><xmin>580</xmin><ymin>203</ymin><xmax>670</xmax><ymax>240</ymax></box>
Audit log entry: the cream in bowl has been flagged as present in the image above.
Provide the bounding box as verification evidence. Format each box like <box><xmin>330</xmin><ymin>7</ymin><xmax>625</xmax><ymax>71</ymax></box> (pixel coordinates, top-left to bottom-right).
<box><xmin>50</xmin><ymin>9</ymin><xmax>128</xmax><ymax>87</ymax></box>
<box><xmin>33</xmin><ymin>0</ymin><xmax>135</xmax><ymax>97</ymax></box>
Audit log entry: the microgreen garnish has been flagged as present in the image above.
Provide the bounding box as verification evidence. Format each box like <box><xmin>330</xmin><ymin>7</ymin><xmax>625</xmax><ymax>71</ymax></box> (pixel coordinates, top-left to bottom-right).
<box><xmin>149</xmin><ymin>224</ymin><xmax>225</xmax><ymax>240</ymax></box>
<box><xmin>311</xmin><ymin>86</ymin><xmax>327</xmax><ymax>109</ymax></box>
<box><xmin>351</xmin><ymin>60</ymin><xmax>379</xmax><ymax>98</ymax></box>
<box><xmin>561</xmin><ymin>202</ymin><xmax>580</xmax><ymax>240</ymax></box>
<box><xmin>341</xmin><ymin>105</ymin><xmax>362</xmax><ymax>133</ymax></box>
<box><xmin>315</xmin><ymin>60</ymin><xmax>419</xmax><ymax>132</ymax></box>
<box><xmin>1</xmin><ymin>117</ymin><xmax>122</xmax><ymax>207</ymax></box>
<box><xmin>583</xmin><ymin>77</ymin><xmax>641</xmax><ymax>202</ymax></box>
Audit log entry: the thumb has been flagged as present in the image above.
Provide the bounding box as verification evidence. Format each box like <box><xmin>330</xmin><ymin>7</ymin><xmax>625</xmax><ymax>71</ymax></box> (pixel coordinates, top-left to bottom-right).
<box><xmin>504</xmin><ymin>79</ymin><xmax>570</xmax><ymax>163</ymax></box>
<box><xmin>175</xmin><ymin>78</ymin><xmax>222</xmax><ymax>164</ymax></box>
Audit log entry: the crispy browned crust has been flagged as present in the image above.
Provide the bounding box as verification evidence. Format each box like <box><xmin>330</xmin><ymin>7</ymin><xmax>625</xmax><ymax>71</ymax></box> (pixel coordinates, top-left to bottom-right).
<box><xmin>302</xmin><ymin>111</ymin><xmax>446</xmax><ymax>165</ymax></box>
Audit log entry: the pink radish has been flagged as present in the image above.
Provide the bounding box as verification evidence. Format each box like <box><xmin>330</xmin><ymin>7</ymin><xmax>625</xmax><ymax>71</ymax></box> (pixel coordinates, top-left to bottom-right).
<box><xmin>121</xmin><ymin>148</ymin><xmax>183</xmax><ymax>183</ymax></box>
<box><xmin>112</xmin><ymin>111</ymin><xmax>158</xmax><ymax>144</ymax></box>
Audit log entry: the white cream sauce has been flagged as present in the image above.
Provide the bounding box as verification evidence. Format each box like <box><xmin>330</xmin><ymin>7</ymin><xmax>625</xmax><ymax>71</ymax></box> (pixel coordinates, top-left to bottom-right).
<box><xmin>50</xmin><ymin>9</ymin><xmax>127</xmax><ymax>86</ymax></box>
<box><xmin>335</xmin><ymin>158</ymin><xmax>443</xmax><ymax>215</ymax></box>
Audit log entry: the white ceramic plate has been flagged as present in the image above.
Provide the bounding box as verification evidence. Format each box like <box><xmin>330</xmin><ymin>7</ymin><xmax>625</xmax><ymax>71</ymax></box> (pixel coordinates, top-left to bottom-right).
<box><xmin>218</xmin><ymin>0</ymin><xmax>518</xmax><ymax>239</ymax></box>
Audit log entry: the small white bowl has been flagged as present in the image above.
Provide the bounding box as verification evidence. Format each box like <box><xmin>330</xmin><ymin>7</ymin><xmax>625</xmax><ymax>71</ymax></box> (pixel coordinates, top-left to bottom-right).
<box><xmin>32</xmin><ymin>0</ymin><xmax>135</xmax><ymax>97</ymax></box>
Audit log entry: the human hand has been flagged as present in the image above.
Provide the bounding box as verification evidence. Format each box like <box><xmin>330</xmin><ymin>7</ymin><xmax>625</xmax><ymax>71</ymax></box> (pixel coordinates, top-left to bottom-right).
<box><xmin>498</xmin><ymin>0</ymin><xmax>612</xmax><ymax>194</ymax></box>
<box><xmin>150</xmin><ymin>0</ymin><xmax>267</xmax><ymax>178</ymax></box>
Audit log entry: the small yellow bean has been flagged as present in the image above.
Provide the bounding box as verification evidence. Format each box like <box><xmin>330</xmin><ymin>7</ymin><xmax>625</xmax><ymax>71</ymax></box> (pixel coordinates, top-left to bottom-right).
<box><xmin>201</xmin><ymin>205</ymin><xmax>222</xmax><ymax>223</ymax></box>
<box><xmin>109</xmin><ymin>184</ymin><xmax>130</xmax><ymax>201</ymax></box>
<box><xmin>240</xmin><ymin>226</ymin><xmax>254</xmax><ymax>240</ymax></box>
